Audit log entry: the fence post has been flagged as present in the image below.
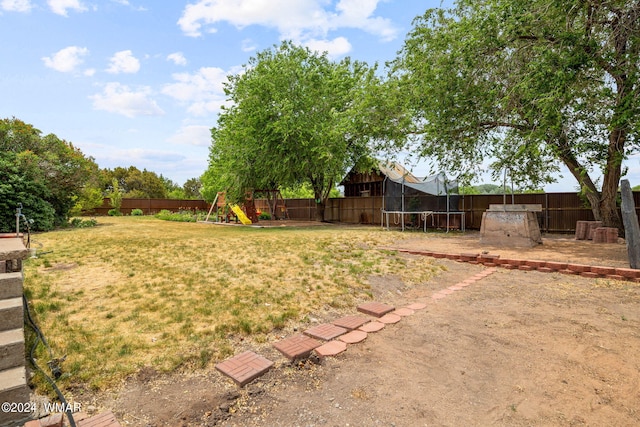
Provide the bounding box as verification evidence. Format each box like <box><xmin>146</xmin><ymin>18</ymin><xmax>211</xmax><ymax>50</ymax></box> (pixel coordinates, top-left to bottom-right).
<box><xmin>544</xmin><ymin>193</ymin><xmax>549</xmax><ymax>232</ymax></box>
<box><xmin>621</xmin><ymin>180</ymin><xmax>640</xmax><ymax>268</ymax></box>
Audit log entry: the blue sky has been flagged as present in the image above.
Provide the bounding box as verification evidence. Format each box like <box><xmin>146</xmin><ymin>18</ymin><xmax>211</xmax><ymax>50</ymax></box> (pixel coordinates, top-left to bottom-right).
<box><xmin>1</xmin><ymin>0</ymin><xmax>637</xmax><ymax>191</ymax></box>
<box><xmin>1</xmin><ymin>0</ymin><xmax>452</xmax><ymax>187</ymax></box>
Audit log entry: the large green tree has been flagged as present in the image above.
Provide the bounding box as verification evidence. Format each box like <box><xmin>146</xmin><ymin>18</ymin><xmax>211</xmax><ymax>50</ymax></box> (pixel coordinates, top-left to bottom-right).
<box><xmin>389</xmin><ymin>0</ymin><xmax>640</xmax><ymax>229</ymax></box>
<box><xmin>100</xmin><ymin>166</ymin><xmax>167</xmax><ymax>199</ymax></box>
<box><xmin>204</xmin><ymin>41</ymin><xmax>377</xmax><ymax>221</ymax></box>
<box><xmin>0</xmin><ymin>118</ymin><xmax>99</xmax><ymax>231</ymax></box>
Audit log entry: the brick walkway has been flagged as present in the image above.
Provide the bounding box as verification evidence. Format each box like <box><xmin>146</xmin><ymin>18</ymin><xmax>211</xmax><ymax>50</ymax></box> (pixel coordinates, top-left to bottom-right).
<box><xmin>24</xmin><ymin>411</ymin><xmax>121</xmax><ymax>427</ymax></box>
<box><xmin>215</xmin><ymin>257</ymin><xmax>500</xmax><ymax>387</ymax></box>
<box><xmin>220</xmin><ymin>242</ymin><xmax>633</xmax><ymax>387</ymax></box>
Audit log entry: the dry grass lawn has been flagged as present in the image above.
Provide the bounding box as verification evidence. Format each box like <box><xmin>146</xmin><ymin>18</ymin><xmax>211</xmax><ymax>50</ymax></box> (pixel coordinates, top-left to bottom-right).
<box><xmin>23</xmin><ymin>216</ymin><xmax>442</xmax><ymax>391</ymax></box>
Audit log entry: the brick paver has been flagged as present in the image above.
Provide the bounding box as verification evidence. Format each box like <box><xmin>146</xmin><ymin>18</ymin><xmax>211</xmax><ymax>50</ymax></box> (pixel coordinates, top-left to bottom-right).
<box><xmin>338</xmin><ymin>330</ymin><xmax>367</xmax><ymax>344</ymax></box>
<box><xmin>332</xmin><ymin>315</ymin><xmax>370</xmax><ymax>331</ymax></box>
<box><xmin>215</xmin><ymin>350</ymin><xmax>274</xmax><ymax>386</ymax></box>
<box><xmin>26</xmin><ymin>412</ymin><xmax>122</xmax><ymax>427</ymax></box>
<box><xmin>273</xmin><ymin>333</ymin><xmax>322</xmax><ymax>360</ymax></box>
<box><xmin>304</xmin><ymin>323</ymin><xmax>347</xmax><ymax>341</ymax></box>
<box><xmin>76</xmin><ymin>411</ymin><xmax>122</xmax><ymax>427</ymax></box>
<box><xmin>406</xmin><ymin>302</ymin><xmax>427</xmax><ymax>310</ymax></box>
<box><xmin>378</xmin><ymin>313</ymin><xmax>402</xmax><ymax>324</ymax></box>
<box><xmin>314</xmin><ymin>340</ymin><xmax>347</xmax><ymax>358</ymax></box>
<box><xmin>359</xmin><ymin>321</ymin><xmax>385</xmax><ymax>332</ymax></box>
<box><xmin>357</xmin><ymin>301</ymin><xmax>394</xmax><ymax>317</ymax></box>
<box><xmin>393</xmin><ymin>307</ymin><xmax>415</xmax><ymax>316</ymax></box>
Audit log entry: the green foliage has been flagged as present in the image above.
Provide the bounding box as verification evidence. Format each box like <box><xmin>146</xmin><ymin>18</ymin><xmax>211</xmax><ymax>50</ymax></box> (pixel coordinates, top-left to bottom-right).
<box><xmin>0</xmin><ymin>118</ymin><xmax>98</xmax><ymax>231</ymax></box>
<box><xmin>204</xmin><ymin>41</ymin><xmax>379</xmax><ymax>220</ymax></box>
<box><xmin>161</xmin><ymin>175</ymin><xmax>183</xmax><ymax>199</ymax></box>
<box><xmin>130</xmin><ymin>209</ymin><xmax>144</xmax><ymax>216</ymax></box>
<box><xmin>107</xmin><ymin>178</ymin><xmax>123</xmax><ymax>216</ymax></box>
<box><xmin>101</xmin><ymin>166</ymin><xmax>167</xmax><ymax>199</ymax></box>
<box><xmin>164</xmin><ymin>177</ymin><xmax>203</xmax><ymax>200</ymax></box>
<box><xmin>166</xmin><ymin>188</ymin><xmax>186</xmax><ymax>199</ymax></box>
<box><xmin>68</xmin><ymin>218</ymin><xmax>98</xmax><ymax>228</ymax></box>
<box><xmin>182</xmin><ymin>178</ymin><xmax>202</xmax><ymax>199</ymax></box>
<box><xmin>258</xmin><ymin>212</ymin><xmax>272</xmax><ymax>220</ymax></box>
<box><xmin>69</xmin><ymin>185</ymin><xmax>104</xmax><ymax>217</ymax></box>
<box><xmin>389</xmin><ymin>0</ymin><xmax>640</xmax><ymax>227</ymax></box>
<box><xmin>459</xmin><ymin>184</ymin><xmax>544</xmax><ymax>195</ymax></box>
<box><xmin>458</xmin><ymin>185</ymin><xmax>480</xmax><ymax>195</ymax></box>
<box><xmin>154</xmin><ymin>209</ymin><xmax>205</xmax><ymax>222</ymax></box>
<box><xmin>280</xmin><ymin>182</ymin><xmax>342</xmax><ymax>199</ymax></box>
<box><xmin>0</xmin><ymin>152</ymin><xmax>54</xmax><ymax>232</ymax></box>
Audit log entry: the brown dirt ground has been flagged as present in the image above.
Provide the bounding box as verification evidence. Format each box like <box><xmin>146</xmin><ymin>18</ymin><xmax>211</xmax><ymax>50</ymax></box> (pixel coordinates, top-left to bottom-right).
<box><xmin>75</xmin><ymin>231</ymin><xmax>640</xmax><ymax>427</ymax></box>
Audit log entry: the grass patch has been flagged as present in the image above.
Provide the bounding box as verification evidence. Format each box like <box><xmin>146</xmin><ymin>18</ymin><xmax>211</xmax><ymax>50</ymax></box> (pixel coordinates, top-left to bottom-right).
<box><xmin>23</xmin><ymin>216</ymin><xmax>442</xmax><ymax>391</ymax></box>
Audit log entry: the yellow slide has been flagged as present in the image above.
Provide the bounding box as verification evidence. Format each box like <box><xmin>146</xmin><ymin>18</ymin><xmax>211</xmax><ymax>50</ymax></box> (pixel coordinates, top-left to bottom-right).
<box><xmin>230</xmin><ymin>204</ymin><xmax>252</xmax><ymax>224</ymax></box>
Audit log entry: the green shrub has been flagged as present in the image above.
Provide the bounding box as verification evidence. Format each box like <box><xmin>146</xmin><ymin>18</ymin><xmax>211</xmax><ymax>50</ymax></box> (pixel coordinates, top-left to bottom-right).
<box><xmin>154</xmin><ymin>210</ymin><xmax>196</xmax><ymax>222</ymax></box>
<box><xmin>258</xmin><ymin>212</ymin><xmax>272</xmax><ymax>220</ymax></box>
<box><xmin>68</xmin><ymin>218</ymin><xmax>98</xmax><ymax>228</ymax></box>
<box><xmin>108</xmin><ymin>208</ymin><xmax>122</xmax><ymax>216</ymax></box>
<box><xmin>131</xmin><ymin>209</ymin><xmax>144</xmax><ymax>216</ymax></box>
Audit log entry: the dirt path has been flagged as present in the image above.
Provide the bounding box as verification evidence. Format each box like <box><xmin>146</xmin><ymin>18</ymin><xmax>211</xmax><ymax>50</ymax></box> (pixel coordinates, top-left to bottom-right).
<box><xmin>82</xmin><ymin>233</ymin><xmax>640</xmax><ymax>427</ymax></box>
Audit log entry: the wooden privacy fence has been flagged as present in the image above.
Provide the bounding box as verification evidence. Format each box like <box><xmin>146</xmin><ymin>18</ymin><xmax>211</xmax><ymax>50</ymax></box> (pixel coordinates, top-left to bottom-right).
<box><xmin>90</xmin><ymin>198</ymin><xmax>210</xmax><ymax>216</ymax></box>
<box><xmin>321</xmin><ymin>192</ymin><xmax>640</xmax><ymax>233</ymax></box>
<box><xmin>90</xmin><ymin>193</ymin><xmax>640</xmax><ymax>233</ymax></box>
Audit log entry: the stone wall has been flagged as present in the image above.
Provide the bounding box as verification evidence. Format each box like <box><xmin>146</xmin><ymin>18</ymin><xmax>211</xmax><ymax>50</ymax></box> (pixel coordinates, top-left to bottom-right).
<box><xmin>0</xmin><ymin>239</ymin><xmax>31</xmax><ymax>427</ymax></box>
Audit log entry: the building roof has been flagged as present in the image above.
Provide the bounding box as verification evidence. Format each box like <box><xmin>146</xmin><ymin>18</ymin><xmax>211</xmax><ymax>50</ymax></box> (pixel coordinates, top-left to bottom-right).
<box><xmin>342</xmin><ymin>160</ymin><xmax>458</xmax><ymax>195</ymax></box>
<box><xmin>377</xmin><ymin>161</ymin><xmax>422</xmax><ymax>183</ymax></box>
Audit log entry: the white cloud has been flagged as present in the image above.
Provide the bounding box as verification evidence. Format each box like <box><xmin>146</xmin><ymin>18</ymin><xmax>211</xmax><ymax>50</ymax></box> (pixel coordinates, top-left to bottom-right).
<box><xmin>167</xmin><ymin>125</ymin><xmax>211</xmax><ymax>147</ymax></box>
<box><xmin>304</xmin><ymin>36</ymin><xmax>352</xmax><ymax>58</ymax></box>
<box><xmin>1</xmin><ymin>0</ymin><xmax>32</xmax><ymax>12</ymax></box>
<box><xmin>106</xmin><ymin>50</ymin><xmax>140</xmax><ymax>74</ymax></box>
<box><xmin>90</xmin><ymin>82</ymin><xmax>165</xmax><ymax>118</ymax></box>
<box><xmin>167</xmin><ymin>52</ymin><xmax>187</xmax><ymax>66</ymax></box>
<box><xmin>241</xmin><ymin>38</ymin><xmax>257</xmax><ymax>52</ymax></box>
<box><xmin>97</xmin><ymin>148</ymin><xmax>190</xmax><ymax>180</ymax></box>
<box><xmin>162</xmin><ymin>67</ymin><xmax>230</xmax><ymax>116</ymax></box>
<box><xmin>334</xmin><ymin>0</ymin><xmax>396</xmax><ymax>41</ymax></box>
<box><xmin>47</xmin><ymin>0</ymin><xmax>87</xmax><ymax>16</ymax></box>
<box><xmin>177</xmin><ymin>0</ymin><xmax>397</xmax><ymax>48</ymax></box>
<box><xmin>110</xmin><ymin>0</ymin><xmax>147</xmax><ymax>11</ymax></box>
<box><xmin>42</xmin><ymin>46</ymin><xmax>89</xmax><ymax>72</ymax></box>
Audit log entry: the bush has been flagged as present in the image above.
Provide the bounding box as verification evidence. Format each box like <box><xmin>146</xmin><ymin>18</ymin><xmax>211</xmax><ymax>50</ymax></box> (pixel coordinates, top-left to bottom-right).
<box><xmin>68</xmin><ymin>218</ymin><xmax>98</xmax><ymax>228</ymax></box>
<box><xmin>154</xmin><ymin>210</ymin><xmax>196</xmax><ymax>222</ymax></box>
<box><xmin>108</xmin><ymin>208</ymin><xmax>122</xmax><ymax>216</ymax></box>
<box><xmin>258</xmin><ymin>212</ymin><xmax>272</xmax><ymax>220</ymax></box>
<box><xmin>131</xmin><ymin>209</ymin><xmax>144</xmax><ymax>216</ymax></box>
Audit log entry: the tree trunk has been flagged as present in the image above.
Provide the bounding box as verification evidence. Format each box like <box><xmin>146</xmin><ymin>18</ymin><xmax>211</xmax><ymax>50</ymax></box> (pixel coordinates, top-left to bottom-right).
<box><xmin>598</xmin><ymin>127</ymin><xmax>626</xmax><ymax>232</ymax></box>
<box><xmin>311</xmin><ymin>177</ymin><xmax>331</xmax><ymax>222</ymax></box>
<box><xmin>556</xmin><ymin>130</ymin><xmax>625</xmax><ymax>231</ymax></box>
<box><xmin>315</xmin><ymin>199</ymin><xmax>326</xmax><ymax>222</ymax></box>
<box><xmin>557</xmin><ymin>144</ymin><xmax>604</xmax><ymax>222</ymax></box>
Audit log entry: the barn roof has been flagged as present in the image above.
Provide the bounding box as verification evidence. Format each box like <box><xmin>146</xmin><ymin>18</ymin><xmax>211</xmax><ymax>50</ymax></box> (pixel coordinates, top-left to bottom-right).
<box><xmin>342</xmin><ymin>160</ymin><xmax>458</xmax><ymax>196</ymax></box>
<box><xmin>377</xmin><ymin>161</ymin><xmax>422</xmax><ymax>183</ymax></box>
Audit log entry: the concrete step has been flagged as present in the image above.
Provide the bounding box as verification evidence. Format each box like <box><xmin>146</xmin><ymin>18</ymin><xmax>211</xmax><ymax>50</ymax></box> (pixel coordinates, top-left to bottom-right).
<box><xmin>0</xmin><ymin>273</ymin><xmax>23</xmax><ymax>300</ymax></box>
<box><xmin>0</xmin><ymin>329</ymin><xmax>25</xmax><ymax>372</ymax></box>
<box><xmin>0</xmin><ymin>366</ymin><xmax>31</xmax><ymax>427</ymax></box>
<box><xmin>0</xmin><ymin>297</ymin><xmax>23</xmax><ymax>333</ymax></box>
